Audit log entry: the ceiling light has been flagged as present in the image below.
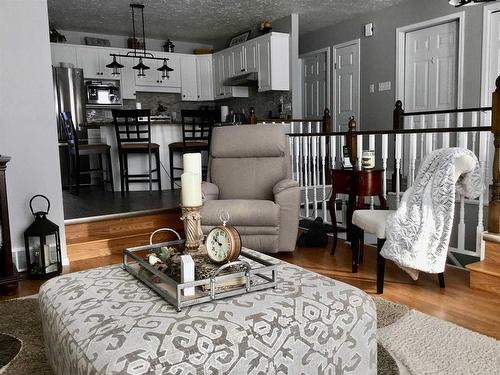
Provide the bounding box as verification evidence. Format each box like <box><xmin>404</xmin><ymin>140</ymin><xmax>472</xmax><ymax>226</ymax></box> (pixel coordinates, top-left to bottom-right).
<box><xmin>449</xmin><ymin>0</ymin><xmax>495</xmax><ymax>6</ymax></box>
<box><xmin>133</xmin><ymin>58</ymin><xmax>150</xmax><ymax>77</ymax></box>
<box><xmin>157</xmin><ymin>58</ymin><xmax>174</xmax><ymax>79</ymax></box>
<box><xmin>106</xmin><ymin>4</ymin><xmax>173</xmax><ymax>79</ymax></box>
<box><xmin>105</xmin><ymin>56</ymin><xmax>124</xmax><ymax>76</ymax></box>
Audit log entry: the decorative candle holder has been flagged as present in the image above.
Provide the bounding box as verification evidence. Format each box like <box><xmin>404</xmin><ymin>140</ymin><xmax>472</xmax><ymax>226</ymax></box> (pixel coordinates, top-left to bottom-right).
<box><xmin>180</xmin><ymin>206</ymin><xmax>204</xmax><ymax>252</ymax></box>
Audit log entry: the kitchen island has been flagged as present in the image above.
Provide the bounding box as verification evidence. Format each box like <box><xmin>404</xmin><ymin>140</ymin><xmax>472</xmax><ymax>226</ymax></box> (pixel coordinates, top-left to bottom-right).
<box><xmin>89</xmin><ymin>121</ymin><xmax>184</xmax><ymax>192</ymax></box>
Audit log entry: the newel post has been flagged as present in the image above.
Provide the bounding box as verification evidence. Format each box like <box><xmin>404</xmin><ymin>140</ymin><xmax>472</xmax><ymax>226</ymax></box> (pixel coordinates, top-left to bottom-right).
<box><xmin>346</xmin><ymin>116</ymin><xmax>357</xmax><ymax>165</ymax></box>
<box><xmin>391</xmin><ymin>100</ymin><xmax>404</xmax><ymax>191</ymax></box>
<box><xmin>322</xmin><ymin>108</ymin><xmax>332</xmax><ymax>133</ymax></box>
<box><xmin>488</xmin><ymin>77</ymin><xmax>500</xmax><ymax>234</ymax></box>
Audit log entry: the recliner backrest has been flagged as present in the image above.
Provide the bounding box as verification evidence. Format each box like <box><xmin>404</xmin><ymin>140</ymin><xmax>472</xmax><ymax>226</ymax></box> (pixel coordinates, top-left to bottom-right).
<box><xmin>208</xmin><ymin>125</ymin><xmax>292</xmax><ymax>200</ymax></box>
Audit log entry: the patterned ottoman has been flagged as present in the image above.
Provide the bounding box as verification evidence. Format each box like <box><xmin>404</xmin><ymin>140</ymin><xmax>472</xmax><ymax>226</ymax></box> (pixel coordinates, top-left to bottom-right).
<box><xmin>39</xmin><ymin>250</ymin><xmax>377</xmax><ymax>374</ymax></box>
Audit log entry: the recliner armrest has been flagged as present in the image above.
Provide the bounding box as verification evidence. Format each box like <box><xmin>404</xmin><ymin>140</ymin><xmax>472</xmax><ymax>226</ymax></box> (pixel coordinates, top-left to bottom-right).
<box><xmin>273</xmin><ymin>179</ymin><xmax>299</xmax><ymax>196</ymax></box>
<box><xmin>202</xmin><ymin>181</ymin><xmax>219</xmax><ymax>201</ymax></box>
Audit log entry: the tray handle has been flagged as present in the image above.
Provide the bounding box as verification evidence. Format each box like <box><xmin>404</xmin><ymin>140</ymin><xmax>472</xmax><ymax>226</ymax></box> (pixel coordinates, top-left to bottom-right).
<box><xmin>210</xmin><ymin>260</ymin><xmax>252</xmax><ymax>299</ymax></box>
<box><xmin>149</xmin><ymin>228</ymin><xmax>181</xmax><ymax>245</ymax></box>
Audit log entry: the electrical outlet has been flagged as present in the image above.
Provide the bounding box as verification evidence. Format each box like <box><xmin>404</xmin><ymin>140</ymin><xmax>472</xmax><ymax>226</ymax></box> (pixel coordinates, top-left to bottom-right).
<box><xmin>378</xmin><ymin>81</ymin><xmax>391</xmax><ymax>91</ymax></box>
<box><xmin>369</xmin><ymin>84</ymin><xmax>375</xmax><ymax>93</ymax></box>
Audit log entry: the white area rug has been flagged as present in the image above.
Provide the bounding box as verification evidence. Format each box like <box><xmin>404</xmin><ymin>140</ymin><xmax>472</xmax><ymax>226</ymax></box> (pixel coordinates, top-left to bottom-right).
<box><xmin>378</xmin><ymin>308</ymin><xmax>500</xmax><ymax>375</ymax></box>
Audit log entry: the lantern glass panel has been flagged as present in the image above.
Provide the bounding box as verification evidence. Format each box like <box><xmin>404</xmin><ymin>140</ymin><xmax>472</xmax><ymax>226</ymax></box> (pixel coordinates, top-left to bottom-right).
<box><xmin>28</xmin><ymin>236</ymin><xmax>43</xmax><ymax>275</ymax></box>
<box><xmin>44</xmin><ymin>233</ymin><xmax>59</xmax><ymax>274</ymax></box>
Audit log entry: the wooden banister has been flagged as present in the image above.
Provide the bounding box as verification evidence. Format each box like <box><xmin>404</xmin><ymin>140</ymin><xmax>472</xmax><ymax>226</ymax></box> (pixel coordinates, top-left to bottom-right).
<box><xmin>489</xmin><ymin>76</ymin><xmax>500</xmax><ymax>235</ymax></box>
<box><xmin>322</xmin><ymin>108</ymin><xmax>332</xmax><ymax>133</ymax></box>
<box><xmin>346</xmin><ymin>116</ymin><xmax>357</xmax><ymax>165</ymax></box>
<box><xmin>391</xmin><ymin>100</ymin><xmax>404</xmax><ymax>191</ymax></box>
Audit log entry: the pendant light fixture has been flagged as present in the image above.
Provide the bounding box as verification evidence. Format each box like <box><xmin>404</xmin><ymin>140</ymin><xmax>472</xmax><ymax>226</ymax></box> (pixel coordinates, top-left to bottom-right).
<box><xmin>107</xmin><ymin>4</ymin><xmax>174</xmax><ymax>78</ymax></box>
<box><xmin>449</xmin><ymin>0</ymin><xmax>494</xmax><ymax>6</ymax></box>
<box><xmin>157</xmin><ymin>58</ymin><xmax>174</xmax><ymax>79</ymax></box>
<box><xmin>105</xmin><ymin>56</ymin><xmax>124</xmax><ymax>76</ymax></box>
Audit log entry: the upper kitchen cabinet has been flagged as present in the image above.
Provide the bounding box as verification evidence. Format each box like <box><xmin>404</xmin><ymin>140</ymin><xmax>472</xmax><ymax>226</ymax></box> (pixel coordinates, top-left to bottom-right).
<box><xmin>196</xmin><ymin>55</ymin><xmax>214</xmax><ymax>101</ymax></box>
<box><xmin>180</xmin><ymin>55</ymin><xmax>213</xmax><ymax>101</ymax></box>
<box><xmin>232</xmin><ymin>40</ymin><xmax>258</xmax><ymax>74</ymax></box>
<box><xmin>257</xmin><ymin>33</ymin><xmax>289</xmax><ymax>92</ymax></box>
<box><xmin>76</xmin><ymin>46</ymin><xmax>118</xmax><ymax>79</ymax></box>
<box><xmin>51</xmin><ymin>43</ymin><xmax>77</xmax><ymax>67</ymax></box>
<box><xmin>135</xmin><ymin>52</ymin><xmax>181</xmax><ymax>93</ymax></box>
<box><xmin>180</xmin><ymin>55</ymin><xmax>198</xmax><ymax>101</ymax></box>
<box><xmin>212</xmin><ymin>50</ymin><xmax>249</xmax><ymax>99</ymax></box>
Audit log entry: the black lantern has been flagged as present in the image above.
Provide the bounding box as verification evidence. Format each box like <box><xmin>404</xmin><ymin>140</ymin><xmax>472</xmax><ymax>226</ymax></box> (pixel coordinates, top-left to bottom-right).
<box><xmin>24</xmin><ymin>195</ymin><xmax>62</xmax><ymax>279</ymax></box>
<box><xmin>157</xmin><ymin>58</ymin><xmax>173</xmax><ymax>79</ymax></box>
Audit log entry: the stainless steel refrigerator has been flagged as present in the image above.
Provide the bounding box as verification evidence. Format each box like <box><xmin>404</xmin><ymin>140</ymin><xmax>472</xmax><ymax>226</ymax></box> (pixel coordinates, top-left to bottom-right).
<box><xmin>53</xmin><ymin>66</ymin><xmax>87</xmax><ymax>187</ymax></box>
<box><xmin>53</xmin><ymin>66</ymin><xmax>86</xmax><ymax>141</ymax></box>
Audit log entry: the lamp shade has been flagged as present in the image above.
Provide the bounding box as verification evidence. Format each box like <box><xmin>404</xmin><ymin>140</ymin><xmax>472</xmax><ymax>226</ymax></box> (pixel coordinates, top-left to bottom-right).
<box><xmin>133</xmin><ymin>58</ymin><xmax>150</xmax><ymax>77</ymax></box>
<box><xmin>157</xmin><ymin>58</ymin><xmax>174</xmax><ymax>79</ymax></box>
<box><xmin>106</xmin><ymin>56</ymin><xmax>124</xmax><ymax>76</ymax></box>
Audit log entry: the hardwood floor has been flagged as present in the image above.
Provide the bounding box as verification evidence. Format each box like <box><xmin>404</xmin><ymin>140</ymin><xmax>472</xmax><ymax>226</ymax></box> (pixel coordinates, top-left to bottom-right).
<box><xmin>2</xmin><ymin>237</ymin><xmax>499</xmax><ymax>339</ymax></box>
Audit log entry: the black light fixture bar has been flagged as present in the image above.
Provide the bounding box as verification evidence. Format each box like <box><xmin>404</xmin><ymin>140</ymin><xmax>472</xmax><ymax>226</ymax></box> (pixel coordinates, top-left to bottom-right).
<box><xmin>106</xmin><ymin>3</ymin><xmax>175</xmax><ymax>78</ymax></box>
<box><xmin>109</xmin><ymin>52</ymin><xmax>166</xmax><ymax>61</ymax></box>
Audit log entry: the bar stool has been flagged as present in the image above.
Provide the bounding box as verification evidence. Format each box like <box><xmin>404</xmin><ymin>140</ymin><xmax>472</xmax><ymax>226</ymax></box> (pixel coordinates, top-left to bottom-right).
<box><xmin>168</xmin><ymin>110</ymin><xmax>216</xmax><ymax>189</ymax></box>
<box><xmin>60</xmin><ymin>112</ymin><xmax>113</xmax><ymax>195</ymax></box>
<box><xmin>112</xmin><ymin>109</ymin><xmax>161</xmax><ymax>194</ymax></box>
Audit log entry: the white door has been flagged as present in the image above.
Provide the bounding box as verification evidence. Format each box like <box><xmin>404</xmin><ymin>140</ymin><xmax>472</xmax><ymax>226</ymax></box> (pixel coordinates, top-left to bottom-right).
<box><xmin>76</xmin><ymin>47</ymin><xmax>101</xmax><ymax>78</ymax></box>
<box><xmin>302</xmin><ymin>51</ymin><xmax>328</xmax><ymax>118</ymax></box>
<box><xmin>245</xmin><ymin>40</ymin><xmax>258</xmax><ymax>73</ymax></box>
<box><xmin>334</xmin><ymin>41</ymin><xmax>359</xmax><ymax>131</ymax></box>
<box><xmin>404</xmin><ymin>21</ymin><xmax>458</xmax><ymax>112</ymax></box>
<box><xmin>485</xmin><ymin>10</ymin><xmax>500</xmax><ymax>105</ymax></box>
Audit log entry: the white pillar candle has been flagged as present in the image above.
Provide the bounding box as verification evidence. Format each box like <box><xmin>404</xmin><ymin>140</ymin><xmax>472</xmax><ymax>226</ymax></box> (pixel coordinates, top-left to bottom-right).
<box><xmin>183</xmin><ymin>153</ymin><xmax>202</xmax><ymax>175</ymax></box>
<box><xmin>181</xmin><ymin>172</ymin><xmax>202</xmax><ymax>207</ymax></box>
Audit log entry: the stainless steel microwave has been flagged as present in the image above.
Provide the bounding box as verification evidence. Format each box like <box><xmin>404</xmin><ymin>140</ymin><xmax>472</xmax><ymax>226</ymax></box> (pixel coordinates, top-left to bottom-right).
<box><xmin>85</xmin><ymin>80</ymin><xmax>122</xmax><ymax>107</ymax></box>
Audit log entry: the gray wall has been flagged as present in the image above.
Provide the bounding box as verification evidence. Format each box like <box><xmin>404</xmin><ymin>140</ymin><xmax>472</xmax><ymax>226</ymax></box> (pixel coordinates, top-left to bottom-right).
<box><xmin>0</xmin><ymin>0</ymin><xmax>68</xmax><ymax>269</ymax></box>
<box><xmin>300</xmin><ymin>0</ymin><xmax>486</xmax><ymax>131</ymax></box>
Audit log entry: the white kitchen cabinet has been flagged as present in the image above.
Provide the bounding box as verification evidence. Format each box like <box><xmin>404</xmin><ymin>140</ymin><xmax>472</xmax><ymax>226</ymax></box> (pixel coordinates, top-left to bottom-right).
<box><xmin>245</xmin><ymin>40</ymin><xmax>258</xmax><ymax>73</ymax></box>
<box><xmin>76</xmin><ymin>46</ymin><xmax>117</xmax><ymax>79</ymax></box>
<box><xmin>232</xmin><ymin>45</ymin><xmax>245</xmax><ymax>75</ymax></box>
<box><xmin>135</xmin><ymin>52</ymin><xmax>181</xmax><ymax>93</ymax></box>
<box><xmin>257</xmin><ymin>33</ymin><xmax>289</xmax><ymax>92</ymax></box>
<box><xmin>213</xmin><ymin>54</ymin><xmax>224</xmax><ymax>99</ymax></box>
<box><xmin>51</xmin><ymin>44</ymin><xmax>77</xmax><ymax>67</ymax></box>
<box><xmin>180</xmin><ymin>55</ymin><xmax>198</xmax><ymax>101</ymax></box>
<box><xmin>196</xmin><ymin>55</ymin><xmax>214</xmax><ymax>101</ymax></box>
<box><xmin>116</xmin><ymin>51</ymin><xmax>137</xmax><ymax>100</ymax></box>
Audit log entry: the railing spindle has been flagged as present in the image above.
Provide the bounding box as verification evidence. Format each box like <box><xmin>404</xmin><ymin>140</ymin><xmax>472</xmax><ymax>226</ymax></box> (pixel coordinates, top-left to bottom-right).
<box><xmin>320</xmin><ymin>136</ymin><xmax>327</xmax><ymax>220</ymax></box>
<box><xmin>381</xmin><ymin>134</ymin><xmax>388</xmax><ymax>199</ymax></box>
<box><xmin>395</xmin><ymin>133</ymin><xmax>402</xmax><ymax>206</ymax></box>
<box><xmin>303</xmin><ymin>136</ymin><xmax>309</xmax><ymax>218</ymax></box>
<box><xmin>312</xmin><ymin>136</ymin><xmax>318</xmax><ymax>218</ymax></box>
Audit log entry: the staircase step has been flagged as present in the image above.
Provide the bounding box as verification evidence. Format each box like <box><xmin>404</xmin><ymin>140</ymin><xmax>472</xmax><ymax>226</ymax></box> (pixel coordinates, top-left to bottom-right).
<box><xmin>467</xmin><ymin>260</ymin><xmax>500</xmax><ymax>295</ymax></box>
<box><xmin>485</xmin><ymin>238</ymin><xmax>500</xmax><ymax>264</ymax></box>
<box><xmin>65</xmin><ymin>208</ymin><xmax>182</xmax><ymax>244</ymax></box>
<box><xmin>65</xmin><ymin>208</ymin><xmax>184</xmax><ymax>262</ymax></box>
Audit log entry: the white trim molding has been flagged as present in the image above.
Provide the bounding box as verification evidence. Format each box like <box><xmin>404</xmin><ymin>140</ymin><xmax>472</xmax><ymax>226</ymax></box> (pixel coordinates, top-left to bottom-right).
<box><xmin>481</xmin><ymin>2</ymin><xmax>500</xmax><ymax>106</ymax></box>
<box><xmin>332</xmin><ymin>39</ymin><xmax>361</xmax><ymax>131</ymax></box>
<box><xmin>299</xmin><ymin>47</ymin><xmax>332</xmax><ymax>117</ymax></box>
<box><xmin>395</xmin><ymin>12</ymin><xmax>465</xmax><ymax>109</ymax></box>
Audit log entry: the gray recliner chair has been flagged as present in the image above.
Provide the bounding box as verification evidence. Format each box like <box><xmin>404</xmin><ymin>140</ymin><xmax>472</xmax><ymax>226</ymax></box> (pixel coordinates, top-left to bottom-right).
<box><xmin>201</xmin><ymin>125</ymin><xmax>300</xmax><ymax>253</ymax></box>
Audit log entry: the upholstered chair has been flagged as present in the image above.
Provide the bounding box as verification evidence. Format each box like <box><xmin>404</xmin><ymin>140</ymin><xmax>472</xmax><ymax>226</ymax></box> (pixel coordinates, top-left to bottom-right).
<box><xmin>352</xmin><ymin>151</ymin><xmax>477</xmax><ymax>294</ymax></box>
<box><xmin>201</xmin><ymin>125</ymin><xmax>300</xmax><ymax>253</ymax></box>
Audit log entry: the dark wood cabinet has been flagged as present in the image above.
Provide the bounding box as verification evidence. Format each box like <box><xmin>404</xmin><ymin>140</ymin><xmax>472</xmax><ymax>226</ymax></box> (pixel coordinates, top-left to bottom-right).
<box><xmin>0</xmin><ymin>156</ymin><xmax>20</xmax><ymax>289</ymax></box>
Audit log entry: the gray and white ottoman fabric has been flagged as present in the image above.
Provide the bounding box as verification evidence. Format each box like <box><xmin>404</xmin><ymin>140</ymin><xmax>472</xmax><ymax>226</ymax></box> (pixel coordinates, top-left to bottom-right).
<box><xmin>39</xmin><ymin>250</ymin><xmax>377</xmax><ymax>374</ymax></box>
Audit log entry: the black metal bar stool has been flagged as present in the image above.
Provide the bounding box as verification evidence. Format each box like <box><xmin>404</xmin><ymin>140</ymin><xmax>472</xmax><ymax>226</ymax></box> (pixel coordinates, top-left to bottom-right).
<box><xmin>60</xmin><ymin>112</ymin><xmax>114</xmax><ymax>195</ymax></box>
<box><xmin>112</xmin><ymin>109</ymin><xmax>161</xmax><ymax>194</ymax></box>
<box><xmin>168</xmin><ymin>109</ymin><xmax>216</xmax><ymax>189</ymax></box>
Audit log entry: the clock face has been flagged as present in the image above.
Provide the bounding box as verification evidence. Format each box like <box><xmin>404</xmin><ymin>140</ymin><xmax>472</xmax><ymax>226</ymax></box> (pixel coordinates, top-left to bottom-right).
<box><xmin>206</xmin><ymin>227</ymin><xmax>232</xmax><ymax>263</ymax></box>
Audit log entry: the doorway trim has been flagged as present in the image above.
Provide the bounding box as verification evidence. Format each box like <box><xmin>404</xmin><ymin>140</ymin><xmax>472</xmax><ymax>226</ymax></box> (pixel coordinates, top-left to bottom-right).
<box><xmin>299</xmin><ymin>47</ymin><xmax>332</xmax><ymax>117</ymax></box>
<box><xmin>395</xmin><ymin>12</ymin><xmax>465</xmax><ymax>109</ymax></box>
<box><xmin>333</xmin><ymin>39</ymin><xmax>360</xmax><ymax>131</ymax></box>
<box><xmin>481</xmin><ymin>2</ymin><xmax>500</xmax><ymax>106</ymax></box>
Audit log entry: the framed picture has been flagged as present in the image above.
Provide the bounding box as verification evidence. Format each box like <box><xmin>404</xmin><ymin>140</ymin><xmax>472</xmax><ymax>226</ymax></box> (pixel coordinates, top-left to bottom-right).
<box><xmin>84</xmin><ymin>37</ymin><xmax>111</xmax><ymax>47</ymax></box>
<box><xmin>229</xmin><ymin>30</ymin><xmax>251</xmax><ymax>47</ymax></box>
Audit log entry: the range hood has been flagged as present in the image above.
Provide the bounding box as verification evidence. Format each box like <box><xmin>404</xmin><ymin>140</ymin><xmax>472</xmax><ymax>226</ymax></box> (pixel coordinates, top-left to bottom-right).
<box><xmin>223</xmin><ymin>72</ymin><xmax>258</xmax><ymax>86</ymax></box>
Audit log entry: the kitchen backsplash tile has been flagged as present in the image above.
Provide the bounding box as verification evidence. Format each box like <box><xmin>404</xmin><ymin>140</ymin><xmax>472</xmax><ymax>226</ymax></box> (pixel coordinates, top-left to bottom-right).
<box><xmin>86</xmin><ymin>90</ymin><xmax>292</xmax><ymax>123</ymax></box>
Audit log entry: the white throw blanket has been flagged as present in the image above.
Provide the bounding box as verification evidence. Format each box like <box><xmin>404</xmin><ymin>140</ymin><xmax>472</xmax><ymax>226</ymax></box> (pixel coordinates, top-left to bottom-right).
<box><xmin>380</xmin><ymin>148</ymin><xmax>483</xmax><ymax>280</ymax></box>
